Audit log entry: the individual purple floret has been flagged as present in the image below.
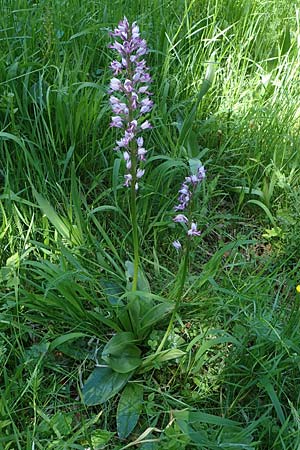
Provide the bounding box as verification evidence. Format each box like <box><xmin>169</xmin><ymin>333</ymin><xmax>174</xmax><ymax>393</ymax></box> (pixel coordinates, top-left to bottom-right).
<box><xmin>187</xmin><ymin>222</ymin><xmax>201</xmax><ymax>236</ymax></box>
<box><xmin>108</xmin><ymin>17</ymin><xmax>153</xmax><ymax>190</ymax></box>
<box><xmin>173</xmin><ymin>240</ymin><xmax>182</xmax><ymax>251</ymax></box>
<box><xmin>173</xmin><ymin>214</ymin><xmax>188</xmax><ymax>224</ymax></box>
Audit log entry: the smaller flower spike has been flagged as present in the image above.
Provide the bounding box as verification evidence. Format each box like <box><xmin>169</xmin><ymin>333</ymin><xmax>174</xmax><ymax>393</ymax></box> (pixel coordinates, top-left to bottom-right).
<box><xmin>172</xmin><ymin>164</ymin><xmax>206</xmax><ymax>245</ymax></box>
<box><xmin>108</xmin><ymin>17</ymin><xmax>153</xmax><ymax>188</ymax></box>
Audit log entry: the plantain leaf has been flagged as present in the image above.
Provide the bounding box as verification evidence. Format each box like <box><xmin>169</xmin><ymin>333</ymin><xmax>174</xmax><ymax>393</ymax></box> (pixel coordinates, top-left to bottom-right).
<box><xmin>49</xmin><ymin>332</ymin><xmax>86</xmax><ymax>351</ymax></box>
<box><xmin>100</xmin><ymin>279</ymin><xmax>124</xmax><ymax>306</ymax></box>
<box><xmin>125</xmin><ymin>261</ymin><xmax>151</xmax><ymax>292</ymax></box>
<box><xmin>141</xmin><ymin>349</ymin><xmax>185</xmax><ymax>371</ymax></box>
<box><xmin>102</xmin><ymin>332</ymin><xmax>142</xmax><ymax>373</ymax></box>
<box><xmin>189</xmin><ymin>158</ymin><xmax>204</xmax><ymax>176</ymax></box>
<box><xmin>82</xmin><ymin>366</ymin><xmax>133</xmax><ymax>405</ymax></box>
<box><xmin>117</xmin><ymin>383</ymin><xmax>144</xmax><ymax>439</ymax></box>
<box><xmin>139</xmin><ymin>302</ymin><xmax>174</xmax><ymax>334</ymax></box>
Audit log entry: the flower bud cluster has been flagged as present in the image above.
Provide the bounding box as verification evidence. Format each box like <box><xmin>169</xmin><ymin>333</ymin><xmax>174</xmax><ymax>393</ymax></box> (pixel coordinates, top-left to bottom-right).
<box><xmin>109</xmin><ymin>17</ymin><xmax>153</xmax><ymax>189</ymax></box>
<box><xmin>172</xmin><ymin>166</ymin><xmax>206</xmax><ymax>250</ymax></box>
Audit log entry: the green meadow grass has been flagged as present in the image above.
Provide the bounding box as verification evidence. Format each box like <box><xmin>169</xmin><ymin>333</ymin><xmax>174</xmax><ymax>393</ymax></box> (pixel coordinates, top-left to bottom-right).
<box><xmin>1</xmin><ymin>0</ymin><xmax>300</xmax><ymax>448</ymax></box>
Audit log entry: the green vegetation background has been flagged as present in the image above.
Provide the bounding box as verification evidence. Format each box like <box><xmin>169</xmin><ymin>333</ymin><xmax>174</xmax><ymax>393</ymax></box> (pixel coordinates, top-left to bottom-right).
<box><xmin>1</xmin><ymin>0</ymin><xmax>300</xmax><ymax>448</ymax></box>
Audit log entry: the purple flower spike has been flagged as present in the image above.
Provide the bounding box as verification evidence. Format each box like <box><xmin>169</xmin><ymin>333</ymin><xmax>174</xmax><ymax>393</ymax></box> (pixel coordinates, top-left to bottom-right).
<box><xmin>185</xmin><ymin>165</ymin><xmax>206</xmax><ymax>185</ymax></box>
<box><xmin>110</xmin><ymin>96</ymin><xmax>129</xmax><ymax>115</ymax></box>
<box><xmin>172</xmin><ymin>164</ymin><xmax>206</xmax><ymax>246</ymax></box>
<box><xmin>108</xmin><ymin>17</ymin><xmax>153</xmax><ymax>190</ymax></box>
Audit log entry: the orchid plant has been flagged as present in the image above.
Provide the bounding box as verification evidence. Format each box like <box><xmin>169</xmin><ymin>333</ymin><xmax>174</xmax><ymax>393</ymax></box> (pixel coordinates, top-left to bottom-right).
<box><xmin>82</xmin><ymin>18</ymin><xmax>207</xmax><ymax>432</ymax></box>
<box><xmin>172</xmin><ymin>162</ymin><xmax>206</xmax><ymax>298</ymax></box>
<box><xmin>108</xmin><ymin>16</ymin><xmax>153</xmax><ymax>292</ymax></box>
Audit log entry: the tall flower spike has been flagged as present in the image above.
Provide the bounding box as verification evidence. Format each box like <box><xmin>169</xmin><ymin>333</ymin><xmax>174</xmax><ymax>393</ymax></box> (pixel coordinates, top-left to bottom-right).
<box><xmin>108</xmin><ymin>17</ymin><xmax>153</xmax><ymax>189</ymax></box>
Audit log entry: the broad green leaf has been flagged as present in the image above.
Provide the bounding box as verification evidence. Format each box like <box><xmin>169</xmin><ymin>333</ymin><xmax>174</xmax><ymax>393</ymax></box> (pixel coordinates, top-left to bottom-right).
<box><xmin>82</xmin><ymin>366</ymin><xmax>133</xmax><ymax>405</ymax></box>
<box><xmin>127</xmin><ymin>296</ymin><xmax>141</xmax><ymax>335</ymax></box>
<box><xmin>57</xmin><ymin>341</ymin><xmax>92</xmax><ymax>361</ymax></box>
<box><xmin>117</xmin><ymin>307</ymin><xmax>133</xmax><ymax>332</ymax></box>
<box><xmin>102</xmin><ymin>332</ymin><xmax>142</xmax><ymax>373</ymax></box>
<box><xmin>174</xmin><ymin>410</ymin><xmax>241</xmax><ymax>427</ymax></box>
<box><xmin>49</xmin><ymin>332</ymin><xmax>86</xmax><ymax>351</ymax></box>
<box><xmin>102</xmin><ymin>332</ymin><xmax>136</xmax><ymax>353</ymax></box>
<box><xmin>141</xmin><ymin>349</ymin><xmax>185</xmax><ymax>371</ymax></box>
<box><xmin>100</xmin><ymin>279</ymin><xmax>124</xmax><ymax>306</ymax></box>
<box><xmin>139</xmin><ymin>441</ymin><xmax>159</xmax><ymax>450</ymax></box>
<box><xmin>117</xmin><ymin>383</ymin><xmax>144</xmax><ymax>439</ymax></box>
<box><xmin>188</xmin><ymin>158</ymin><xmax>204</xmax><ymax>176</ymax></box>
<box><xmin>104</xmin><ymin>348</ymin><xmax>141</xmax><ymax>374</ymax></box>
<box><xmin>139</xmin><ymin>302</ymin><xmax>174</xmax><ymax>334</ymax></box>
<box><xmin>50</xmin><ymin>412</ymin><xmax>73</xmax><ymax>436</ymax></box>
<box><xmin>125</xmin><ymin>261</ymin><xmax>151</xmax><ymax>292</ymax></box>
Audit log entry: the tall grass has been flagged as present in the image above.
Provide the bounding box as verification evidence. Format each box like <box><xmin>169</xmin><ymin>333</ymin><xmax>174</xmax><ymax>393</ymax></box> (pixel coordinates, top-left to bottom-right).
<box><xmin>1</xmin><ymin>0</ymin><xmax>300</xmax><ymax>448</ymax></box>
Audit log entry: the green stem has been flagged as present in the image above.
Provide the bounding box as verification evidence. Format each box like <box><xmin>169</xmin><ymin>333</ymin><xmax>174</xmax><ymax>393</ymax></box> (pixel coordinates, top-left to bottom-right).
<box><xmin>130</xmin><ymin>175</ymin><xmax>139</xmax><ymax>291</ymax></box>
<box><xmin>155</xmin><ymin>240</ymin><xmax>190</xmax><ymax>353</ymax></box>
<box><xmin>174</xmin><ymin>240</ymin><xmax>190</xmax><ymax>306</ymax></box>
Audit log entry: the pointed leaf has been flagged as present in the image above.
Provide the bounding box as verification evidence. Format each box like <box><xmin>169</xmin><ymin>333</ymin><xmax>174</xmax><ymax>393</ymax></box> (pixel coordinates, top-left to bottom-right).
<box><xmin>82</xmin><ymin>366</ymin><xmax>133</xmax><ymax>405</ymax></box>
<box><xmin>49</xmin><ymin>332</ymin><xmax>86</xmax><ymax>351</ymax></box>
<box><xmin>100</xmin><ymin>279</ymin><xmax>124</xmax><ymax>306</ymax></box>
<box><xmin>33</xmin><ymin>190</ymin><xmax>82</xmax><ymax>245</ymax></box>
<box><xmin>117</xmin><ymin>383</ymin><xmax>144</xmax><ymax>439</ymax></box>
<box><xmin>102</xmin><ymin>332</ymin><xmax>142</xmax><ymax>373</ymax></box>
<box><xmin>125</xmin><ymin>261</ymin><xmax>151</xmax><ymax>292</ymax></box>
<box><xmin>102</xmin><ymin>332</ymin><xmax>136</xmax><ymax>354</ymax></box>
<box><xmin>189</xmin><ymin>158</ymin><xmax>204</xmax><ymax>176</ymax></box>
<box><xmin>34</xmin><ymin>191</ymin><xmax>70</xmax><ymax>240</ymax></box>
<box><xmin>141</xmin><ymin>349</ymin><xmax>185</xmax><ymax>371</ymax></box>
<box><xmin>128</xmin><ymin>296</ymin><xmax>141</xmax><ymax>335</ymax></box>
<box><xmin>139</xmin><ymin>302</ymin><xmax>174</xmax><ymax>333</ymax></box>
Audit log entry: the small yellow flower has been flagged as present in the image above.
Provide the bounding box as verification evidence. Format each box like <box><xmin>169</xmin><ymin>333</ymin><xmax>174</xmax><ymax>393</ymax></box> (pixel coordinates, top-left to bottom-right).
<box><xmin>296</xmin><ymin>285</ymin><xmax>300</xmax><ymax>293</ymax></box>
